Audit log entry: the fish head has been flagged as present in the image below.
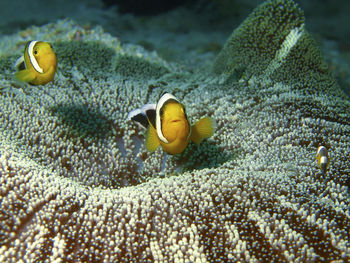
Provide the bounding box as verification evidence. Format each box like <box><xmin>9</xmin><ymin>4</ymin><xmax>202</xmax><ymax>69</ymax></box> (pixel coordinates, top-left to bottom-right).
<box><xmin>160</xmin><ymin>101</ymin><xmax>190</xmax><ymax>142</ymax></box>
<box><xmin>33</xmin><ymin>42</ymin><xmax>57</xmax><ymax>72</ymax></box>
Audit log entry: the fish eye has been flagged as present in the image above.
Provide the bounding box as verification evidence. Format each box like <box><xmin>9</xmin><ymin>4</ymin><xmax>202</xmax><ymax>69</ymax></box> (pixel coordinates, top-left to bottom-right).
<box><xmin>34</xmin><ymin>50</ymin><xmax>38</xmax><ymax>55</ymax></box>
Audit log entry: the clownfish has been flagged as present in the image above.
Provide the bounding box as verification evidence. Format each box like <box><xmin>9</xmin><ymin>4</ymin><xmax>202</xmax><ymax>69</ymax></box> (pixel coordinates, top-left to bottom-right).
<box><xmin>316</xmin><ymin>146</ymin><xmax>329</xmax><ymax>176</ymax></box>
<box><xmin>14</xmin><ymin>40</ymin><xmax>57</xmax><ymax>85</ymax></box>
<box><xmin>128</xmin><ymin>92</ymin><xmax>215</xmax><ymax>155</ymax></box>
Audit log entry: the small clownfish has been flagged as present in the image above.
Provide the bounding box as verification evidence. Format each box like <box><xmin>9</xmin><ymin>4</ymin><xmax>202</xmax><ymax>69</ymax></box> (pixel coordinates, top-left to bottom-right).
<box><xmin>128</xmin><ymin>92</ymin><xmax>216</xmax><ymax>155</ymax></box>
<box><xmin>14</xmin><ymin>40</ymin><xmax>57</xmax><ymax>85</ymax></box>
<box><xmin>316</xmin><ymin>146</ymin><xmax>329</xmax><ymax>176</ymax></box>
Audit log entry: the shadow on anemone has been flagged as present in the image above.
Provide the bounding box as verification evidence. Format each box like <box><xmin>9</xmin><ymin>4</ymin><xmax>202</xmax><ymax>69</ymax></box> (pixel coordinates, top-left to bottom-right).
<box><xmin>49</xmin><ymin>104</ymin><xmax>113</xmax><ymax>140</ymax></box>
<box><xmin>174</xmin><ymin>141</ymin><xmax>239</xmax><ymax>172</ymax></box>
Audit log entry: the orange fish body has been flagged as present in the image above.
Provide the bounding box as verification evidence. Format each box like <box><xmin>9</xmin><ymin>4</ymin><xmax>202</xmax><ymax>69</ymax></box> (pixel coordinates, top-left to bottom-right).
<box><xmin>15</xmin><ymin>41</ymin><xmax>57</xmax><ymax>85</ymax></box>
<box><xmin>129</xmin><ymin>93</ymin><xmax>215</xmax><ymax>155</ymax></box>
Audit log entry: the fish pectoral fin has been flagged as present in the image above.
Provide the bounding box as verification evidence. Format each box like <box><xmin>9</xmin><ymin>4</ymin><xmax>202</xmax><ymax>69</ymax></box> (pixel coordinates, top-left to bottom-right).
<box><xmin>146</xmin><ymin>126</ymin><xmax>160</xmax><ymax>152</ymax></box>
<box><xmin>190</xmin><ymin>117</ymin><xmax>215</xmax><ymax>145</ymax></box>
<box><xmin>15</xmin><ymin>69</ymin><xmax>35</xmax><ymax>83</ymax></box>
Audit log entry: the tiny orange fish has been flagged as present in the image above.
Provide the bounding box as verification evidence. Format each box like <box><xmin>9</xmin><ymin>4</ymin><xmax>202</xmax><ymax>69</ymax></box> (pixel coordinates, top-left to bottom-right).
<box><xmin>15</xmin><ymin>40</ymin><xmax>57</xmax><ymax>85</ymax></box>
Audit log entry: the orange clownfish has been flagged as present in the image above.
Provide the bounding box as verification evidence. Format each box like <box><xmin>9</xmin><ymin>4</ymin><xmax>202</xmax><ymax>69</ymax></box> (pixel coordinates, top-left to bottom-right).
<box><xmin>128</xmin><ymin>92</ymin><xmax>215</xmax><ymax>155</ymax></box>
<box><xmin>316</xmin><ymin>146</ymin><xmax>329</xmax><ymax>176</ymax></box>
<box><xmin>15</xmin><ymin>40</ymin><xmax>57</xmax><ymax>85</ymax></box>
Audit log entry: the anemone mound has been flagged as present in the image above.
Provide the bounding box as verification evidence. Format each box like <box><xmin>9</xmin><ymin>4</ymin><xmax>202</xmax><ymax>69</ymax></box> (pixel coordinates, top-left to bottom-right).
<box><xmin>0</xmin><ymin>0</ymin><xmax>349</xmax><ymax>262</ymax></box>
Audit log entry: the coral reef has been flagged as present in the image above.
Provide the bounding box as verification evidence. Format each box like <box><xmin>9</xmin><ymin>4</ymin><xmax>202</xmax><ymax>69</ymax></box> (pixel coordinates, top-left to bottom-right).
<box><xmin>0</xmin><ymin>0</ymin><xmax>349</xmax><ymax>262</ymax></box>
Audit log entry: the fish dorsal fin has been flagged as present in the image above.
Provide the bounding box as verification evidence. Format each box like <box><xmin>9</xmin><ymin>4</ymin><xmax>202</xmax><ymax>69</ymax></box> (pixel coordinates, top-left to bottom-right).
<box><xmin>128</xmin><ymin>104</ymin><xmax>156</xmax><ymax>129</ymax></box>
<box><xmin>14</xmin><ymin>56</ymin><xmax>25</xmax><ymax>70</ymax></box>
<box><xmin>128</xmin><ymin>108</ymin><xmax>149</xmax><ymax>128</ymax></box>
<box><xmin>145</xmin><ymin>108</ymin><xmax>156</xmax><ymax>129</ymax></box>
<box><xmin>156</xmin><ymin>93</ymin><xmax>179</xmax><ymax>143</ymax></box>
<box><xmin>27</xmin><ymin>41</ymin><xmax>44</xmax><ymax>74</ymax></box>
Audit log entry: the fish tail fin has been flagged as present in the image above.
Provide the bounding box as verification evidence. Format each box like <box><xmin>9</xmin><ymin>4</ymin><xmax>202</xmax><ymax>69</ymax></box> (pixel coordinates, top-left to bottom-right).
<box><xmin>190</xmin><ymin>117</ymin><xmax>216</xmax><ymax>145</ymax></box>
<box><xmin>146</xmin><ymin>125</ymin><xmax>160</xmax><ymax>152</ymax></box>
<box><xmin>15</xmin><ymin>69</ymin><xmax>35</xmax><ymax>83</ymax></box>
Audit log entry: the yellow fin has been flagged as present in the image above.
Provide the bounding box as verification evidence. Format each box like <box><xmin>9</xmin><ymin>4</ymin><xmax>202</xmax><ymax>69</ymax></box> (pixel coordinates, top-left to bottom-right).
<box><xmin>146</xmin><ymin>126</ymin><xmax>160</xmax><ymax>152</ymax></box>
<box><xmin>15</xmin><ymin>69</ymin><xmax>35</xmax><ymax>83</ymax></box>
<box><xmin>190</xmin><ymin>117</ymin><xmax>215</xmax><ymax>145</ymax></box>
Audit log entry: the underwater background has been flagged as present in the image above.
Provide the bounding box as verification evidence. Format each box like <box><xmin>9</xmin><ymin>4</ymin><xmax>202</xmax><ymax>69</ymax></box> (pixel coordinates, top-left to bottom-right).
<box><xmin>0</xmin><ymin>0</ymin><xmax>349</xmax><ymax>262</ymax></box>
<box><xmin>1</xmin><ymin>0</ymin><xmax>350</xmax><ymax>97</ymax></box>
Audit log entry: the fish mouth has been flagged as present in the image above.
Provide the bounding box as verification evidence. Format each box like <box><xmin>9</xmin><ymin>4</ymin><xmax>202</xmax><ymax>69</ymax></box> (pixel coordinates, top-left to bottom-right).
<box><xmin>171</xmin><ymin>119</ymin><xmax>184</xmax><ymax>124</ymax></box>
